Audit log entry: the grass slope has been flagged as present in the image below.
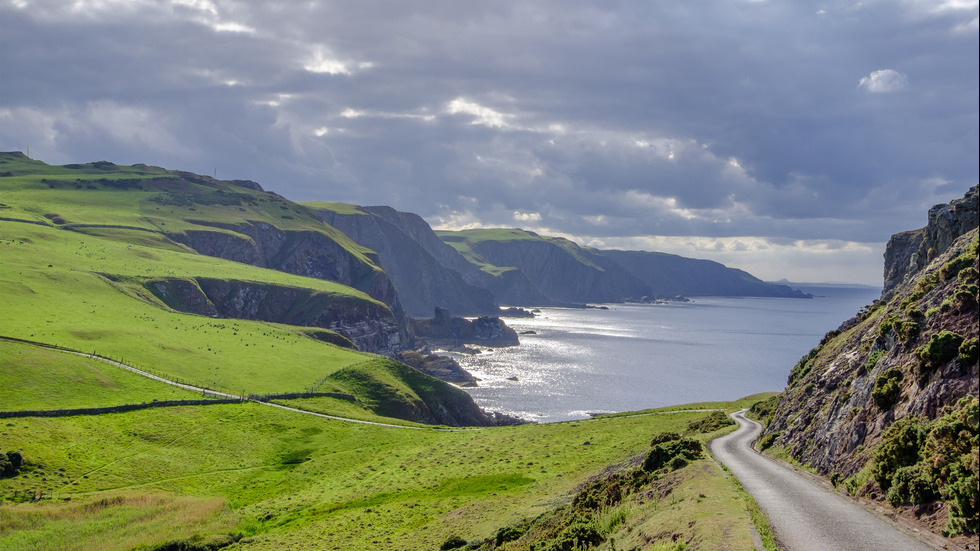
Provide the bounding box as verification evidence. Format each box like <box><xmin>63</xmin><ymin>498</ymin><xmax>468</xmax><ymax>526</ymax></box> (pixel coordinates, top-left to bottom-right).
<box><xmin>0</xmin><ymin>400</ymin><xmax>761</xmax><ymax>550</ymax></box>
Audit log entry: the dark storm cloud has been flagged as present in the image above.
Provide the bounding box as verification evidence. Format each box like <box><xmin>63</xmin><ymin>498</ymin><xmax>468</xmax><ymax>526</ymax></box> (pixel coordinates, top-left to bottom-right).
<box><xmin>1</xmin><ymin>0</ymin><xmax>977</xmax><ymax>283</ymax></box>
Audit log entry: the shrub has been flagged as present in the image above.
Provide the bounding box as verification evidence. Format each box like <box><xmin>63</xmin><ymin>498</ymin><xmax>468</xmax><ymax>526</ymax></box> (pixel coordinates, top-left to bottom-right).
<box><xmin>959</xmin><ymin>337</ymin><xmax>979</xmax><ymax>365</ymax></box>
<box><xmin>686</xmin><ymin>411</ymin><xmax>735</xmax><ymax>434</ymax></box>
<box><xmin>440</xmin><ymin>536</ymin><xmax>467</xmax><ymax>550</ymax></box>
<box><xmin>749</xmin><ymin>394</ymin><xmax>780</xmax><ymax>426</ymax></box>
<box><xmin>915</xmin><ymin>331</ymin><xmax>964</xmax><ymax>382</ymax></box>
<box><xmin>650</xmin><ymin>432</ymin><xmax>681</xmax><ymax>446</ymax></box>
<box><xmin>495</xmin><ymin>525</ymin><xmax>523</xmax><ymax>546</ymax></box>
<box><xmin>643</xmin><ymin>438</ymin><xmax>702</xmax><ymax>472</ymax></box>
<box><xmin>864</xmin><ymin>349</ymin><xmax>886</xmax><ymax>373</ymax></box>
<box><xmin>886</xmin><ymin>464</ymin><xmax>937</xmax><ymax>507</ymax></box>
<box><xmin>5</xmin><ymin>451</ymin><xmax>22</xmax><ymax>472</ymax></box>
<box><xmin>788</xmin><ymin>347</ymin><xmax>820</xmax><ymax>387</ymax></box>
<box><xmin>757</xmin><ymin>431</ymin><xmax>779</xmax><ymax>451</ymax></box>
<box><xmin>925</xmin><ymin>396</ymin><xmax>979</xmax><ymax>536</ymax></box>
<box><xmin>872</xmin><ymin>368</ymin><xmax>903</xmax><ymax>410</ymax></box>
<box><xmin>668</xmin><ymin>455</ymin><xmax>689</xmax><ymax>471</ymax></box>
<box><xmin>871</xmin><ymin>416</ymin><xmax>928</xmax><ymax>492</ymax></box>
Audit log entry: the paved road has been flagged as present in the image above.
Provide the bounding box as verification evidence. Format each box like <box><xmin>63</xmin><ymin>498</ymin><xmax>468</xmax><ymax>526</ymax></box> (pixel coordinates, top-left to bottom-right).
<box><xmin>710</xmin><ymin>410</ymin><xmax>937</xmax><ymax>551</ymax></box>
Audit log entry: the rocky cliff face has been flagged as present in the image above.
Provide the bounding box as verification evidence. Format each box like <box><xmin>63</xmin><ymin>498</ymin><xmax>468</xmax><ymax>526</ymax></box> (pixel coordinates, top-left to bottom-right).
<box><xmin>765</xmin><ymin>230</ymin><xmax>978</xmax><ymax>474</ymax></box>
<box><xmin>169</xmin><ymin>221</ymin><xmax>412</xmax><ymax>345</ymax></box>
<box><xmin>762</xmin><ymin>187</ymin><xmax>978</xmax><ymax>535</ymax></box>
<box><xmin>147</xmin><ymin>277</ymin><xmax>402</xmax><ymax>355</ymax></box>
<box><xmin>311</xmin><ymin>205</ymin><xmax>499</xmax><ymax>318</ymax></box>
<box><xmin>883</xmin><ymin>185</ymin><xmax>978</xmax><ymax>297</ymax></box>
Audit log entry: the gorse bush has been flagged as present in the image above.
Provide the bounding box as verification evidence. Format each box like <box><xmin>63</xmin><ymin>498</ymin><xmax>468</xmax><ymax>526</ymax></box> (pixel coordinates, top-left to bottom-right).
<box><xmin>914</xmin><ymin>330</ymin><xmax>964</xmax><ymax>384</ymax></box>
<box><xmin>872</xmin><ymin>416</ymin><xmax>928</xmax><ymax>492</ymax></box>
<box><xmin>871</xmin><ymin>397</ymin><xmax>979</xmax><ymax>535</ymax></box>
<box><xmin>643</xmin><ymin>438</ymin><xmax>702</xmax><ymax>473</ymax></box>
<box><xmin>686</xmin><ymin>411</ymin><xmax>735</xmax><ymax>434</ymax></box>
<box><xmin>872</xmin><ymin>368</ymin><xmax>903</xmax><ymax>411</ymax></box>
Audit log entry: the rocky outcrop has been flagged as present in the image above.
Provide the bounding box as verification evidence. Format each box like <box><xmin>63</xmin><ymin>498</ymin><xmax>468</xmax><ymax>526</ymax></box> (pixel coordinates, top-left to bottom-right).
<box><xmin>883</xmin><ymin>185</ymin><xmax>978</xmax><ymax>297</ymax></box>
<box><xmin>600</xmin><ymin>250</ymin><xmax>811</xmax><ymax>298</ymax></box>
<box><xmin>395</xmin><ymin>350</ymin><xmax>479</xmax><ymax>387</ymax></box>
<box><xmin>324</xmin><ymin>359</ymin><xmax>524</xmax><ymax>426</ymax></box>
<box><xmin>147</xmin><ymin>277</ymin><xmax>402</xmax><ymax>355</ymax></box>
<box><xmin>311</xmin><ymin>205</ymin><xmax>499</xmax><ymax>318</ymax></box>
<box><xmin>412</xmin><ymin>307</ymin><xmax>519</xmax><ymax>347</ymax></box>
<box><xmin>763</xmin><ymin>187</ymin><xmax>979</xmax><ymax>490</ymax></box>
<box><xmin>169</xmin><ymin>221</ymin><xmax>413</xmax><ymax>346</ymax></box>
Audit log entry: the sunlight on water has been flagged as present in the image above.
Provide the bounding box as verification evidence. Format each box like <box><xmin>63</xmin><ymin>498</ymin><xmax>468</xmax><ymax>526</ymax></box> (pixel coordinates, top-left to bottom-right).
<box><xmin>450</xmin><ymin>286</ymin><xmax>881</xmax><ymax>423</ymax></box>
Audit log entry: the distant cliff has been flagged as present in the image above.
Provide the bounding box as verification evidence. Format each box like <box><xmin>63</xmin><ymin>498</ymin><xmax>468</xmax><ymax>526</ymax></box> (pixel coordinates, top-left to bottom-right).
<box><xmin>307</xmin><ymin>203</ymin><xmax>499</xmax><ymax>318</ymax></box>
<box><xmin>438</xmin><ymin>228</ymin><xmax>810</xmax><ymax>305</ymax></box>
<box><xmin>438</xmin><ymin>229</ymin><xmax>650</xmax><ymax>305</ymax></box>
<box><xmin>600</xmin><ymin>249</ymin><xmax>811</xmax><ymax>298</ymax></box>
<box><xmin>761</xmin><ymin>186</ymin><xmax>979</xmax><ymax>538</ymax></box>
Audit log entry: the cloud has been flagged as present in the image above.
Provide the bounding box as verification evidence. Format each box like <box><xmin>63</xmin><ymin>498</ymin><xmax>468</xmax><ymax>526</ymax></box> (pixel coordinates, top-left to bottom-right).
<box><xmin>1</xmin><ymin>0</ymin><xmax>976</xmax><ymax>284</ymax></box>
<box><xmin>858</xmin><ymin>69</ymin><xmax>910</xmax><ymax>93</ymax></box>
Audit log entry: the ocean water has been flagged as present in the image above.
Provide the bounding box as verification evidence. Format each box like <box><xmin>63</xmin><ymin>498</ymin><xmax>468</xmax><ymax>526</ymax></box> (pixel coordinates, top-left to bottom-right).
<box><xmin>449</xmin><ymin>285</ymin><xmax>882</xmax><ymax>423</ymax></box>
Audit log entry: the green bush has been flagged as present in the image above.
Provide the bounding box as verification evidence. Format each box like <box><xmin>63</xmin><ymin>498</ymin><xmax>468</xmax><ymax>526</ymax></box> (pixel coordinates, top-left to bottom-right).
<box><xmin>757</xmin><ymin>432</ymin><xmax>779</xmax><ymax>451</ymax></box>
<box><xmin>650</xmin><ymin>432</ymin><xmax>682</xmax><ymax>446</ymax></box>
<box><xmin>440</xmin><ymin>535</ymin><xmax>467</xmax><ymax>550</ymax></box>
<box><xmin>886</xmin><ymin>464</ymin><xmax>937</xmax><ymax>507</ymax></box>
<box><xmin>788</xmin><ymin>347</ymin><xmax>820</xmax><ymax>387</ymax></box>
<box><xmin>915</xmin><ymin>331</ymin><xmax>964</xmax><ymax>383</ymax></box>
<box><xmin>643</xmin><ymin>438</ymin><xmax>702</xmax><ymax>472</ymax></box>
<box><xmin>872</xmin><ymin>368</ymin><xmax>903</xmax><ymax>411</ymax></box>
<box><xmin>494</xmin><ymin>525</ymin><xmax>523</xmax><ymax>546</ymax></box>
<box><xmin>959</xmin><ymin>337</ymin><xmax>979</xmax><ymax>365</ymax></box>
<box><xmin>668</xmin><ymin>455</ymin><xmax>689</xmax><ymax>471</ymax></box>
<box><xmin>686</xmin><ymin>411</ymin><xmax>735</xmax><ymax>434</ymax></box>
<box><xmin>864</xmin><ymin>349</ymin><xmax>886</xmax><ymax>373</ymax></box>
<box><xmin>871</xmin><ymin>416</ymin><xmax>928</xmax><ymax>492</ymax></box>
<box><xmin>925</xmin><ymin>396</ymin><xmax>979</xmax><ymax>536</ymax></box>
<box><xmin>749</xmin><ymin>394</ymin><xmax>780</xmax><ymax>426</ymax></box>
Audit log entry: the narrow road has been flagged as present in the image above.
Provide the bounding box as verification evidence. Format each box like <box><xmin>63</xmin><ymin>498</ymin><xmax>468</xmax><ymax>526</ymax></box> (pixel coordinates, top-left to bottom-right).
<box><xmin>709</xmin><ymin>410</ymin><xmax>937</xmax><ymax>551</ymax></box>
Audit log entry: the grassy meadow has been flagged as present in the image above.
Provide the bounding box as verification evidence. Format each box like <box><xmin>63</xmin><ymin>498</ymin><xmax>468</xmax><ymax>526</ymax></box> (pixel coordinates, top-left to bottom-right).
<box><xmin>0</xmin><ymin>398</ymin><xmax>766</xmax><ymax>550</ymax></box>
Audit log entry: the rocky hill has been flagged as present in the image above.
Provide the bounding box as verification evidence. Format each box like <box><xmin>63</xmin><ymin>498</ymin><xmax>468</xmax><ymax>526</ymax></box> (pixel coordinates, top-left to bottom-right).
<box><xmin>307</xmin><ymin>202</ymin><xmax>499</xmax><ymax>317</ymax></box>
<box><xmin>600</xmin><ymin>249</ymin><xmax>811</xmax><ymax>298</ymax></box>
<box><xmin>761</xmin><ymin>185</ymin><xmax>979</xmax><ymax>537</ymax></box>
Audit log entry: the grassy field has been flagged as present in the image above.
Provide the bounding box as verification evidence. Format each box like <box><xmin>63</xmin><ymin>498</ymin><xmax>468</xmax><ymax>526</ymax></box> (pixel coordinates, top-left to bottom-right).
<box><xmin>0</xmin><ymin>398</ymin><xmax>762</xmax><ymax>550</ymax></box>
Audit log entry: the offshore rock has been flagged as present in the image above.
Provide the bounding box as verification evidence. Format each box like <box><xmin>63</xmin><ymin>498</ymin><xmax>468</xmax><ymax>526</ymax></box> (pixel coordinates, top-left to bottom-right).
<box><xmin>412</xmin><ymin>307</ymin><xmax>519</xmax><ymax>347</ymax></box>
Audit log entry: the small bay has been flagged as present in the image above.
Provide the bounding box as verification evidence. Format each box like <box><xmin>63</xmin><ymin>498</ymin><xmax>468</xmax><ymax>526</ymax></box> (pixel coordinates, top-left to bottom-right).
<box><xmin>452</xmin><ymin>285</ymin><xmax>882</xmax><ymax>423</ymax></box>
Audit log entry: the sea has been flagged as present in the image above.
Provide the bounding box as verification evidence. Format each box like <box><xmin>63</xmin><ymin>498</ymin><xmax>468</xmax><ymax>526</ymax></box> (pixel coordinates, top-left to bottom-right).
<box><xmin>447</xmin><ymin>284</ymin><xmax>883</xmax><ymax>423</ymax></box>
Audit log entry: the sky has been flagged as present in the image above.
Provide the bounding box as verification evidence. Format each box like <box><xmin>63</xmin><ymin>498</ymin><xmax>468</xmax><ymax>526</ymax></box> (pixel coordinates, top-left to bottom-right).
<box><xmin>1</xmin><ymin>1</ymin><xmax>977</xmax><ymax>285</ymax></box>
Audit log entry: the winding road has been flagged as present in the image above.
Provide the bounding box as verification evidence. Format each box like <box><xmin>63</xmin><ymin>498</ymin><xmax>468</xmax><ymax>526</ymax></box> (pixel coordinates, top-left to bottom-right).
<box><xmin>710</xmin><ymin>410</ymin><xmax>938</xmax><ymax>551</ymax></box>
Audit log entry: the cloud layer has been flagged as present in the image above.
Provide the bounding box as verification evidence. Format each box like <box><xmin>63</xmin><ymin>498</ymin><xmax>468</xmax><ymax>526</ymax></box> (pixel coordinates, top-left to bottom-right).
<box><xmin>2</xmin><ymin>0</ymin><xmax>977</xmax><ymax>284</ymax></box>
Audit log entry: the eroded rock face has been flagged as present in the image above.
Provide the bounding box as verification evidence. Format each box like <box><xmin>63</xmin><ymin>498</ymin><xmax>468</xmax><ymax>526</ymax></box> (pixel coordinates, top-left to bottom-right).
<box><xmin>172</xmin><ymin>221</ymin><xmax>400</xmax><ymax>307</ymax></box>
<box><xmin>313</xmin><ymin>206</ymin><xmax>500</xmax><ymax>318</ymax></box>
<box><xmin>883</xmin><ymin>185</ymin><xmax>978</xmax><ymax>298</ymax></box>
<box><xmin>765</xmin><ymin>226</ymin><xmax>978</xmax><ymax>479</ymax></box>
<box><xmin>147</xmin><ymin>277</ymin><xmax>402</xmax><ymax>356</ymax></box>
<box><xmin>169</xmin><ymin>220</ymin><xmax>412</xmax><ymax>346</ymax></box>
